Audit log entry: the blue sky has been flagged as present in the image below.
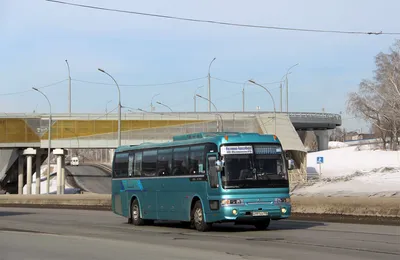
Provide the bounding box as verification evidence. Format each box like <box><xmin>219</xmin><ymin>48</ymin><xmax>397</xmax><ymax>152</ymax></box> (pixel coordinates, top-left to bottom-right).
<box><xmin>1</xmin><ymin>0</ymin><xmax>399</xmax><ymax>132</ymax></box>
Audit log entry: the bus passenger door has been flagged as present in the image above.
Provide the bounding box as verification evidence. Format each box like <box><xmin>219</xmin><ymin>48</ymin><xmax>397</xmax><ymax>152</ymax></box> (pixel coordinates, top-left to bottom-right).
<box><xmin>207</xmin><ymin>153</ymin><xmax>220</xmax><ymax>196</ymax></box>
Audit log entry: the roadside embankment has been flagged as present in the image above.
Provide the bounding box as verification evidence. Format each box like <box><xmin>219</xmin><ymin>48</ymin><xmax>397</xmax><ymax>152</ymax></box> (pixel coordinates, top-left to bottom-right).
<box><xmin>1</xmin><ymin>195</ymin><xmax>399</xmax><ymax>225</ymax></box>
<box><xmin>291</xmin><ymin>196</ymin><xmax>400</xmax><ymax>218</ymax></box>
<box><xmin>0</xmin><ymin>194</ymin><xmax>111</xmax><ymax>210</ymax></box>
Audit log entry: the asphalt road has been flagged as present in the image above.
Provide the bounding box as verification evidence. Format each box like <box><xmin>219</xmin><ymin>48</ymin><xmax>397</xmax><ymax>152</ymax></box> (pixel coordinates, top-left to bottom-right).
<box><xmin>66</xmin><ymin>165</ymin><xmax>111</xmax><ymax>194</ymax></box>
<box><xmin>1</xmin><ymin>207</ymin><xmax>399</xmax><ymax>260</ymax></box>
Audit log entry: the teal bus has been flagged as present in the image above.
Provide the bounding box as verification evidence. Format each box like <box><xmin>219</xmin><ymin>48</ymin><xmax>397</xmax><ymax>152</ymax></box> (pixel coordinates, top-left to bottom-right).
<box><xmin>111</xmin><ymin>132</ymin><xmax>294</xmax><ymax>232</ymax></box>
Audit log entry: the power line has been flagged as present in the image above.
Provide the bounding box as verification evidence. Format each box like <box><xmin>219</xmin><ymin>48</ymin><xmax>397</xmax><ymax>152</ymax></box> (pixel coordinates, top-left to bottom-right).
<box><xmin>45</xmin><ymin>0</ymin><xmax>399</xmax><ymax>35</ymax></box>
<box><xmin>212</xmin><ymin>77</ymin><xmax>282</xmax><ymax>85</ymax></box>
<box><xmin>0</xmin><ymin>79</ymin><xmax>68</xmax><ymax>96</ymax></box>
<box><xmin>93</xmin><ymin>105</ymin><xmax>118</xmax><ymax>120</ymax></box>
<box><xmin>72</xmin><ymin>76</ymin><xmax>206</xmax><ymax>87</ymax></box>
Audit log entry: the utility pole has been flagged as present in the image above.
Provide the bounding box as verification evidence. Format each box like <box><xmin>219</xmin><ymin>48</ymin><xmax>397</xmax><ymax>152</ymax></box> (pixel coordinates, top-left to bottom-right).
<box><xmin>284</xmin><ymin>63</ymin><xmax>299</xmax><ymax>113</ymax></box>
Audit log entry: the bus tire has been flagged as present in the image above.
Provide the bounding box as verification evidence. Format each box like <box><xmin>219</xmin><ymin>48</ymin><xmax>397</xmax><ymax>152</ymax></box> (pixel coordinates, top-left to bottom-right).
<box><xmin>130</xmin><ymin>199</ymin><xmax>145</xmax><ymax>226</ymax></box>
<box><xmin>253</xmin><ymin>219</ymin><xmax>271</xmax><ymax>230</ymax></box>
<box><xmin>192</xmin><ymin>201</ymin><xmax>212</xmax><ymax>232</ymax></box>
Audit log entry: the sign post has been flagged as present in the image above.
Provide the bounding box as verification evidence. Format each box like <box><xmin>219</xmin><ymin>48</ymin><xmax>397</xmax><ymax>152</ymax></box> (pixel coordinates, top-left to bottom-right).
<box><xmin>316</xmin><ymin>156</ymin><xmax>324</xmax><ymax>176</ymax></box>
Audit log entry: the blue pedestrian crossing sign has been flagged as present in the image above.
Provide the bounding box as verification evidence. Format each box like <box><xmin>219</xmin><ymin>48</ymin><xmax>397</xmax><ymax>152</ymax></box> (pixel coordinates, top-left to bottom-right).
<box><xmin>317</xmin><ymin>156</ymin><xmax>324</xmax><ymax>164</ymax></box>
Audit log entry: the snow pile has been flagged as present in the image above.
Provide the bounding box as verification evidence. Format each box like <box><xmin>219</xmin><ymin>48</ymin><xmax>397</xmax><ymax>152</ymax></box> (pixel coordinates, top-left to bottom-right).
<box><xmin>328</xmin><ymin>141</ymin><xmax>349</xmax><ymax>149</ymax></box>
<box><xmin>292</xmin><ymin>145</ymin><xmax>400</xmax><ymax>197</ymax></box>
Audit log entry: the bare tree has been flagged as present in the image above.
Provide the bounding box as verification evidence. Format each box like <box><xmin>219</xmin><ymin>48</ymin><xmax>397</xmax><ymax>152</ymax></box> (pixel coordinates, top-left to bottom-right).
<box><xmin>330</xmin><ymin>127</ymin><xmax>344</xmax><ymax>141</ymax></box>
<box><xmin>347</xmin><ymin>40</ymin><xmax>400</xmax><ymax>150</ymax></box>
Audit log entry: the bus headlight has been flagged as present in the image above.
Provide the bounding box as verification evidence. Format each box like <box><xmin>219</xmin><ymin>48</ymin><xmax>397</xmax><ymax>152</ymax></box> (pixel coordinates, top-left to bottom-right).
<box><xmin>221</xmin><ymin>199</ymin><xmax>244</xmax><ymax>206</ymax></box>
<box><xmin>281</xmin><ymin>208</ymin><xmax>287</xmax><ymax>214</ymax></box>
<box><xmin>274</xmin><ymin>198</ymin><xmax>290</xmax><ymax>204</ymax></box>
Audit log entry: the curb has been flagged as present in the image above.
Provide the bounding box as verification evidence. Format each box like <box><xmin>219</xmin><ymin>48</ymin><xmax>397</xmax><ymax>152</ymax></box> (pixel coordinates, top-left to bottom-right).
<box><xmin>1</xmin><ymin>195</ymin><xmax>399</xmax><ymax>218</ymax></box>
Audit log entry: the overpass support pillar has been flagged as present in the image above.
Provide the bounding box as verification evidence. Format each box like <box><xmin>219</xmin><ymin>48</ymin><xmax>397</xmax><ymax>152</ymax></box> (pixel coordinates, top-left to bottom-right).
<box><xmin>61</xmin><ymin>155</ymin><xmax>66</xmax><ymax>194</ymax></box>
<box><xmin>53</xmin><ymin>149</ymin><xmax>68</xmax><ymax>195</ymax></box>
<box><xmin>35</xmin><ymin>149</ymin><xmax>43</xmax><ymax>195</ymax></box>
<box><xmin>314</xmin><ymin>130</ymin><xmax>329</xmax><ymax>151</ymax></box>
<box><xmin>18</xmin><ymin>154</ymin><xmax>24</xmax><ymax>195</ymax></box>
<box><xmin>23</xmin><ymin>148</ymin><xmax>37</xmax><ymax>195</ymax></box>
<box><xmin>297</xmin><ymin>130</ymin><xmax>307</xmax><ymax>143</ymax></box>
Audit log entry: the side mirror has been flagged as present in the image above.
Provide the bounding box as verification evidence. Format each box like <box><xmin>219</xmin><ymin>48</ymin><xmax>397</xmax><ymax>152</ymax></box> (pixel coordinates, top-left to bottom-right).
<box><xmin>215</xmin><ymin>160</ymin><xmax>223</xmax><ymax>172</ymax></box>
<box><xmin>287</xmin><ymin>159</ymin><xmax>295</xmax><ymax>170</ymax></box>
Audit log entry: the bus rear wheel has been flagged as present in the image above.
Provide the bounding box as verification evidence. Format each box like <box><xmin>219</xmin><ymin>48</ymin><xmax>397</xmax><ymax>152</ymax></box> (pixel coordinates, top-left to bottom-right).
<box><xmin>192</xmin><ymin>201</ymin><xmax>212</xmax><ymax>232</ymax></box>
<box><xmin>130</xmin><ymin>199</ymin><xmax>145</xmax><ymax>226</ymax></box>
<box><xmin>253</xmin><ymin>219</ymin><xmax>271</xmax><ymax>230</ymax></box>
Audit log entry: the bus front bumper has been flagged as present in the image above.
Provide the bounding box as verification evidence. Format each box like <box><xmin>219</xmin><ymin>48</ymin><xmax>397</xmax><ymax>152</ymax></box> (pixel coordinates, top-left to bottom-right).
<box><xmin>206</xmin><ymin>203</ymin><xmax>291</xmax><ymax>223</ymax></box>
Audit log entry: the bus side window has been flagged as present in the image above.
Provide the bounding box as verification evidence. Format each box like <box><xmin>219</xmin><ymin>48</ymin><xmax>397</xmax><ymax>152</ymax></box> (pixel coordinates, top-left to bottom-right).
<box><xmin>172</xmin><ymin>147</ymin><xmax>189</xmax><ymax>176</ymax></box>
<box><xmin>113</xmin><ymin>152</ymin><xmax>129</xmax><ymax>178</ymax></box>
<box><xmin>189</xmin><ymin>145</ymin><xmax>205</xmax><ymax>175</ymax></box>
<box><xmin>134</xmin><ymin>152</ymin><xmax>142</xmax><ymax>177</ymax></box>
<box><xmin>142</xmin><ymin>150</ymin><xmax>157</xmax><ymax>177</ymax></box>
<box><xmin>157</xmin><ymin>148</ymin><xmax>172</xmax><ymax>176</ymax></box>
<box><xmin>128</xmin><ymin>153</ymin><xmax>134</xmax><ymax>177</ymax></box>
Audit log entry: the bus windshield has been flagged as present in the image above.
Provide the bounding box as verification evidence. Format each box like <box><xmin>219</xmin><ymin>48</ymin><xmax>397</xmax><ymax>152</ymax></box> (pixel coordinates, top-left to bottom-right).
<box><xmin>221</xmin><ymin>144</ymin><xmax>288</xmax><ymax>189</ymax></box>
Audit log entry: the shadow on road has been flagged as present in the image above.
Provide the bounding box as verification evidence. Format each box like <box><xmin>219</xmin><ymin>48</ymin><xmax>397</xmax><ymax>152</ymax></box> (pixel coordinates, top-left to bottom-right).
<box><xmin>145</xmin><ymin>219</ymin><xmax>325</xmax><ymax>232</ymax></box>
<box><xmin>0</xmin><ymin>211</ymin><xmax>35</xmax><ymax>217</ymax></box>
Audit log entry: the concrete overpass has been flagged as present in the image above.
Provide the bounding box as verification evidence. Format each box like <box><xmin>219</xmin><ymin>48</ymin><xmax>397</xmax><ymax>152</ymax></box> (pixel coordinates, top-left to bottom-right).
<box><xmin>0</xmin><ymin>112</ymin><xmax>340</xmax><ymax>149</ymax></box>
<box><xmin>0</xmin><ymin>111</ymin><xmax>341</xmax><ymax>194</ymax></box>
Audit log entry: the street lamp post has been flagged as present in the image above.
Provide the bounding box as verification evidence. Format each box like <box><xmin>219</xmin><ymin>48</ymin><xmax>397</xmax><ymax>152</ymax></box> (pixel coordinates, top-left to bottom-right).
<box><xmin>156</xmin><ymin>101</ymin><xmax>173</xmax><ymax>112</ymax></box>
<box><xmin>279</xmin><ymin>73</ymin><xmax>290</xmax><ymax>112</ymax></box>
<box><xmin>284</xmin><ymin>63</ymin><xmax>299</xmax><ymax>113</ymax></box>
<box><xmin>65</xmin><ymin>60</ymin><xmax>71</xmax><ymax>116</ymax></box>
<box><xmin>194</xmin><ymin>85</ymin><xmax>204</xmax><ymax>112</ymax></box>
<box><xmin>98</xmin><ymin>68</ymin><xmax>121</xmax><ymax>147</ymax></box>
<box><xmin>150</xmin><ymin>93</ymin><xmax>160</xmax><ymax>112</ymax></box>
<box><xmin>32</xmin><ymin>87</ymin><xmax>52</xmax><ymax>194</ymax></box>
<box><xmin>196</xmin><ymin>94</ymin><xmax>223</xmax><ymax>132</ymax></box>
<box><xmin>248</xmin><ymin>80</ymin><xmax>277</xmax><ymax>135</ymax></box>
<box><xmin>207</xmin><ymin>57</ymin><xmax>216</xmax><ymax>112</ymax></box>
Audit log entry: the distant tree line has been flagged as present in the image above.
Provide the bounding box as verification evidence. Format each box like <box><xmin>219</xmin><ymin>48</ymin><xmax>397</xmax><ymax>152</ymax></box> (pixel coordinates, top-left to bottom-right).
<box><xmin>347</xmin><ymin>40</ymin><xmax>400</xmax><ymax>150</ymax></box>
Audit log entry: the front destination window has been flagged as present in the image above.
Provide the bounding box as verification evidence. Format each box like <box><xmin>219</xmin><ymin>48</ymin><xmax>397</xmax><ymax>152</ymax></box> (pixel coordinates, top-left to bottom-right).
<box><xmin>221</xmin><ymin>144</ymin><xmax>289</xmax><ymax>189</ymax></box>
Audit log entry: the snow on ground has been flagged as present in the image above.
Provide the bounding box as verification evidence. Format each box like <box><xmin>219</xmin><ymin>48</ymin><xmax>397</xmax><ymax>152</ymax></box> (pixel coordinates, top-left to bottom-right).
<box><xmin>292</xmin><ymin>142</ymin><xmax>400</xmax><ymax>197</ymax></box>
<box><xmin>328</xmin><ymin>141</ymin><xmax>349</xmax><ymax>149</ymax></box>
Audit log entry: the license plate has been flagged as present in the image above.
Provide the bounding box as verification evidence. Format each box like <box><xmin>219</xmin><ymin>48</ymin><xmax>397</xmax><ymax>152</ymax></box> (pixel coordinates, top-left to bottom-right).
<box><xmin>251</xmin><ymin>211</ymin><xmax>268</xmax><ymax>217</ymax></box>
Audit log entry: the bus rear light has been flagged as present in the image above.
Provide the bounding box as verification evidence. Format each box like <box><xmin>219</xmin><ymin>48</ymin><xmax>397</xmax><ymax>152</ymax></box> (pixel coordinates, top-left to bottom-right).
<box><xmin>209</xmin><ymin>200</ymin><xmax>219</xmax><ymax>210</ymax></box>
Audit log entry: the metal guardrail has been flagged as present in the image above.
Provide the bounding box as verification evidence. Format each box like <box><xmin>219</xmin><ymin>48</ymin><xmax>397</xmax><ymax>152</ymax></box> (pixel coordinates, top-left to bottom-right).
<box><xmin>0</xmin><ymin>111</ymin><xmax>342</xmax><ymax>120</ymax></box>
<box><xmin>288</xmin><ymin>112</ymin><xmax>341</xmax><ymax>120</ymax></box>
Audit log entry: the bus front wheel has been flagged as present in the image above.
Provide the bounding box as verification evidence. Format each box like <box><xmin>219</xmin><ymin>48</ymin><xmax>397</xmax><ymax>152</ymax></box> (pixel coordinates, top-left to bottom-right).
<box><xmin>253</xmin><ymin>219</ymin><xmax>271</xmax><ymax>230</ymax></box>
<box><xmin>130</xmin><ymin>199</ymin><xmax>145</xmax><ymax>226</ymax></box>
<box><xmin>192</xmin><ymin>201</ymin><xmax>212</xmax><ymax>232</ymax></box>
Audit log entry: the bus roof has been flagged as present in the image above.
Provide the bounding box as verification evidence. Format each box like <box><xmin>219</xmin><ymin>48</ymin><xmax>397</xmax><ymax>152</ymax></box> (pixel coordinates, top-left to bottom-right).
<box><xmin>115</xmin><ymin>132</ymin><xmax>281</xmax><ymax>153</ymax></box>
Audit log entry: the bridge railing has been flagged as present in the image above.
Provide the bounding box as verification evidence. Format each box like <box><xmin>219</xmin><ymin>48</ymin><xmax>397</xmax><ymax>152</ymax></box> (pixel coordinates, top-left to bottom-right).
<box><xmin>0</xmin><ymin>111</ymin><xmax>342</xmax><ymax>120</ymax></box>
<box><xmin>288</xmin><ymin>112</ymin><xmax>341</xmax><ymax>120</ymax></box>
